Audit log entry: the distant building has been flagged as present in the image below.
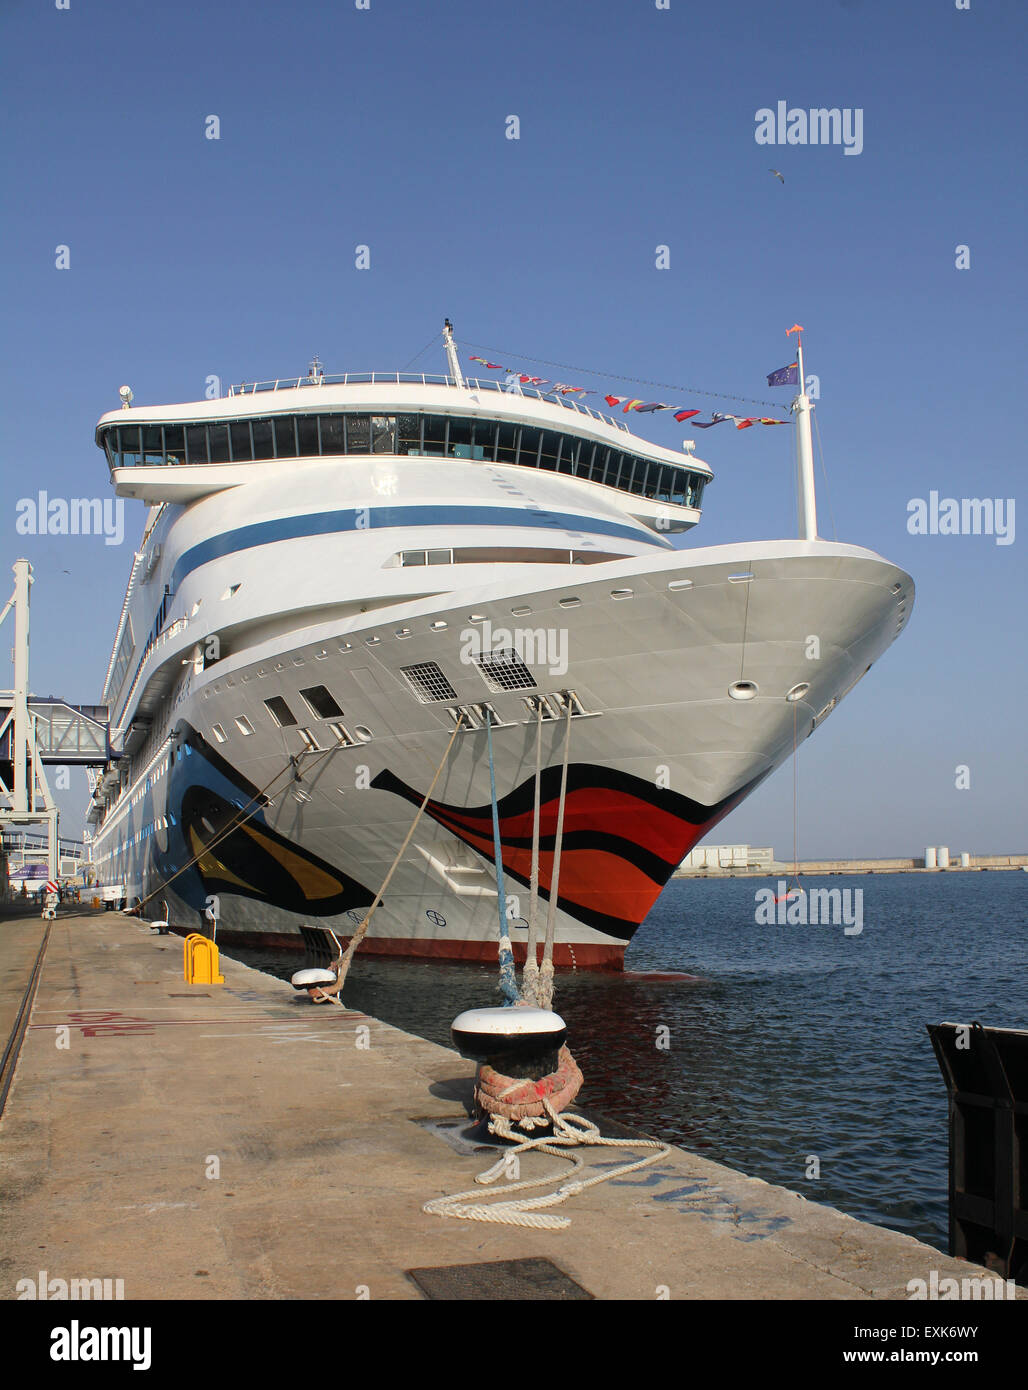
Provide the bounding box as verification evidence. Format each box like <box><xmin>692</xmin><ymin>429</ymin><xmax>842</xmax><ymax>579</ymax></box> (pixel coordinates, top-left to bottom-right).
<box><xmin>680</xmin><ymin>844</ymin><xmax>775</xmax><ymax>870</ymax></box>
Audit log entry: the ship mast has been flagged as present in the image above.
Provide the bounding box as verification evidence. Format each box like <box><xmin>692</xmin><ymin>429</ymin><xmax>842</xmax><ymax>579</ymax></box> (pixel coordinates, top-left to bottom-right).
<box><xmin>442</xmin><ymin>319</ymin><xmax>465</xmax><ymax>388</ymax></box>
<box><xmin>789</xmin><ymin>325</ymin><xmax>818</xmax><ymax>541</ymax></box>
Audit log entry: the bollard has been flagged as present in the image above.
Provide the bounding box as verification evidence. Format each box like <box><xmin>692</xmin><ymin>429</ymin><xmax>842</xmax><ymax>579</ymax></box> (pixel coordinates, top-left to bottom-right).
<box><xmin>183</xmin><ymin>933</ymin><xmax>224</xmax><ymax>985</ymax></box>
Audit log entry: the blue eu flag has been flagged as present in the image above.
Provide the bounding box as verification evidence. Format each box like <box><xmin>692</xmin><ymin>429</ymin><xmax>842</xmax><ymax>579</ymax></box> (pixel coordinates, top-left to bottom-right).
<box><xmin>767</xmin><ymin>362</ymin><xmax>799</xmax><ymax>387</ymax></box>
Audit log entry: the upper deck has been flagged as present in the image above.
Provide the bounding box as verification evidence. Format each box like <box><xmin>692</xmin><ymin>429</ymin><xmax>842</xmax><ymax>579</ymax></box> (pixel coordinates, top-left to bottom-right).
<box><xmin>95</xmin><ymin>372</ymin><xmax>713</xmax><ymax>517</ymax></box>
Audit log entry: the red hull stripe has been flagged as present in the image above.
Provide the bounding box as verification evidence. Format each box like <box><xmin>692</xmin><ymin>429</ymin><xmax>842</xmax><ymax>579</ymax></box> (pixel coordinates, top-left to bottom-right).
<box><xmin>371</xmin><ymin>762</ymin><xmax>769</xmax><ymax>937</ymax></box>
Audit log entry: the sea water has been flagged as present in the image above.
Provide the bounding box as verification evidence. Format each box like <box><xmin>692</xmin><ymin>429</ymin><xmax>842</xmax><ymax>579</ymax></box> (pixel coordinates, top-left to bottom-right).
<box><xmin>233</xmin><ymin>871</ymin><xmax>1027</xmax><ymax>1252</ymax></box>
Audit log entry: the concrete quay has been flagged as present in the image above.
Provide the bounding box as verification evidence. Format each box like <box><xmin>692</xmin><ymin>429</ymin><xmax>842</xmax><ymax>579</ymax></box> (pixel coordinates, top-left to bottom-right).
<box><xmin>0</xmin><ymin>911</ymin><xmax>1017</xmax><ymax>1301</ymax></box>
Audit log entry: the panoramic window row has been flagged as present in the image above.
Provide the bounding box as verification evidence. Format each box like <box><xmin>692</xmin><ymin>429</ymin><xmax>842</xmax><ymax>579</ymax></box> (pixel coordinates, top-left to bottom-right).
<box><xmin>100</xmin><ymin>413</ymin><xmax>708</xmax><ymax>509</ymax></box>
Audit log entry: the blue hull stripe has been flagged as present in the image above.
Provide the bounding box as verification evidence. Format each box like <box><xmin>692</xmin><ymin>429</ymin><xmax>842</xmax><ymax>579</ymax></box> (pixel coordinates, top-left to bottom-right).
<box><xmin>169</xmin><ymin>505</ymin><xmax>666</xmax><ymax>591</ymax></box>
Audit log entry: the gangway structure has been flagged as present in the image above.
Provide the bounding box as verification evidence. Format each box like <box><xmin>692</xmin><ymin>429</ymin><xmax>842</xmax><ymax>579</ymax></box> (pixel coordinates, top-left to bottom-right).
<box><xmin>0</xmin><ymin>559</ymin><xmax>110</xmax><ymax>884</ymax></box>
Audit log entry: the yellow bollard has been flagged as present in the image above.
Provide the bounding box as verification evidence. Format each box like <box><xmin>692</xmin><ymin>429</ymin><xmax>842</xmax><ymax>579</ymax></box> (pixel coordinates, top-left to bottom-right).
<box><xmin>183</xmin><ymin>933</ymin><xmax>224</xmax><ymax>985</ymax></box>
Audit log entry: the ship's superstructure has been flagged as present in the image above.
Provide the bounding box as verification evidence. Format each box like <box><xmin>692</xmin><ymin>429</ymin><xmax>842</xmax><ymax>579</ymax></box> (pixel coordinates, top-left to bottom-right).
<box><xmin>87</xmin><ymin>325</ymin><xmax>913</xmax><ymax>966</ymax></box>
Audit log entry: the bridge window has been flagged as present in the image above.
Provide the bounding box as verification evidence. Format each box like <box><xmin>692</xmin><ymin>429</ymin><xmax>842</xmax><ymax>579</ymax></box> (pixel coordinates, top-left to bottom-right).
<box><xmin>273</xmin><ymin>416</ymin><xmax>297</xmax><ymax>458</ymax></box>
<box><xmin>518</xmin><ymin>426</ymin><xmax>541</xmax><ymax>467</ymax></box>
<box><xmin>252</xmin><ymin>418</ymin><xmax>275</xmax><ymax>459</ymax></box>
<box><xmin>345</xmin><ymin>414</ymin><xmax>370</xmax><ymax>453</ymax></box>
<box><xmin>447</xmin><ymin>416</ymin><xmax>473</xmax><ymax>457</ymax></box>
<box><xmin>539</xmin><ymin>431</ymin><xmax>560</xmax><ymax>469</ymax></box>
<box><xmin>230</xmin><ymin>421</ymin><xmax>252</xmax><ymax>462</ymax></box>
<box><xmin>119</xmin><ymin>425</ymin><xmax>142</xmax><ymax>466</ymax></box>
<box><xmin>99</xmin><ymin>409</ymin><xmax>708</xmax><ymax>512</ymax></box>
<box><xmin>371</xmin><ymin>416</ymin><xmax>396</xmax><ymax>453</ymax></box>
<box><xmin>472</xmin><ymin>420</ymin><xmax>496</xmax><ymax>460</ymax></box>
<box><xmin>185</xmin><ymin>424</ymin><xmax>208</xmax><ymax>465</ymax></box>
<box><xmin>208</xmin><ymin>424</ymin><xmax>231</xmax><ymax>464</ymax></box>
<box><xmin>397</xmin><ymin>414</ymin><xmax>420</xmax><ymax>454</ymax></box>
<box><xmin>320</xmin><ymin>414</ymin><xmax>345</xmax><ymax>455</ymax></box>
<box><xmin>496</xmin><ymin>422</ymin><xmax>517</xmax><ymax>464</ymax></box>
<box><xmin>163</xmin><ymin>424</ymin><xmax>185</xmax><ymax>464</ymax></box>
<box><xmin>296</xmin><ymin>415</ymin><xmax>319</xmax><ymax>456</ymax></box>
<box><xmin>142</xmin><ymin>425</ymin><xmax>164</xmax><ymax>466</ymax></box>
<box><xmin>422</xmin><ymin>415</ymin><xmax>447</xmax><ymax>456</ymax></box>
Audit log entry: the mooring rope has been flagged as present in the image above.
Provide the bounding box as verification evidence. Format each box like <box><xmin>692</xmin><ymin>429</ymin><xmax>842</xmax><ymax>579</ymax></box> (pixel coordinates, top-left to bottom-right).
<box><xmin>521</xmin><ymin>701</ymin><xmax>545</xmax><ymax>1006</ymax></box>
<box><xmin>423</xmin><ymin>1097</ymin><xmax>672</xmax><ymax>1230</ymax></box>
<box><xmin>537</xmin><ymin>705</ymin><xmax>572</xmax><ymax>1011</ymax></box>
<box><xmin>485</xmin><ymin>708</ymin><xmax>520</xmax><ymax>1006</ymax></box>
<box><xmin>313</xmin><ymin>714</ymin><xmax>466</xmax><ymax>1001</ymax></box>
<box><xmin>417</xmin><ymin>701</ymin><xmax>673</xmax><ymax>1230</ymax></box>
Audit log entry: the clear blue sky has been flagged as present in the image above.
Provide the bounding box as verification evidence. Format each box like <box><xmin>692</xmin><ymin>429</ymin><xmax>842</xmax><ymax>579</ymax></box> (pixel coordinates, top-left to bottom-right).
<box><xmin>1</xmin><ymin>0</ymin><xmax>1024</xmax><ymax>858</ymax></box>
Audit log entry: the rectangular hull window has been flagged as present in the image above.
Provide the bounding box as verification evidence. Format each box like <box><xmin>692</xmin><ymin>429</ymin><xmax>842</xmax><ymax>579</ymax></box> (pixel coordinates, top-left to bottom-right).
<box><xmin>300</xmin><ymin>685</ymin><xmax>343</xmax><ymax>719</ymax></box>
<box><xmin>264</xmin><ymin>695</ymin><xmax>297</xmax><ymax>727</ymax></box>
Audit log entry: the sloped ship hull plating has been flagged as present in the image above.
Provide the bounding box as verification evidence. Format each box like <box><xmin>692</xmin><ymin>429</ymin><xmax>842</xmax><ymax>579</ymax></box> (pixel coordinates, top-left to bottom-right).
<box><xmin>97</xmin><ymin>541</ymin><xmax>911</xmax><ymax>968</ymax></box>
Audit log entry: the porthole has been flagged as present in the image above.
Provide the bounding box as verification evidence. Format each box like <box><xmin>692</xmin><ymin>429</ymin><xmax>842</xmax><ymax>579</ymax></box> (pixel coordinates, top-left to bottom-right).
<box><xmin>728</xmin><ymin>680</ymin><xmax>758</xmax><ymax>701</ymax></box>
<box><xmin>430</xmin><ymin>620</ymin><xmax>447</xmax><ymax>631</ymax></box>
<box><xmin>211</xmin><ymin>724</ymin><xmax>227</xmax><ymax>743</ymax></box>
<box><xmin>785</xmin><ymin>683</ymin><xmax>810</xmax><ymax>703</ymax></box>
<box><xmin>610</xmin><ymin>589</ymin><xmax>633</xmax><ymax>600</ymax></box>
<box><xmin>559</xmin><ymin>597</ymin><xmax>581</xmax><ymax>608</ymax></box>
<box><xmin>511</xmin><ymin>606</ymin><xmax>532</xmax><ymax>617</ymax></box>
<box><xmin>668</xmin><ymin>579</ymin><xmax>693</xmax><ymax>591</ymax></box>
<box><xmin>728</xmin><ymin>573</ymin><xmax>755</xmax><ymax>584</ymax></box>
<box><xmin>235</xmin><ymin>716</ymin><xmax>254</xmax><ymax>736</ymax></box>
<box><xmin>354</xmin><ymin>725</ymin><xmax>373</xmax><ymax>742</ymax></box>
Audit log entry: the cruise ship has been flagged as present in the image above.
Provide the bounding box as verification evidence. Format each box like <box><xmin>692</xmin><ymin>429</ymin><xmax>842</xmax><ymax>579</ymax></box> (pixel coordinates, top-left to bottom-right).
<box><xmin>87</xmin><ymin>323</ymin><xmax>914</xmax><ymax>968</ymax></box>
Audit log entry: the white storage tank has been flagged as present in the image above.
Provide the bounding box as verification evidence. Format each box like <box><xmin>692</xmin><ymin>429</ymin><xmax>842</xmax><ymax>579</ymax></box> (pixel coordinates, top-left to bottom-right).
<box><xmin>925</xmin><ymin>847</ymin><xmax>938</xmax><ymax>869</ymax></box>
<box><xmin>938</xmin><ymin>846</ymin><xmax>951</xmax><ymax>868</ymax></box>
<box><xmin>960</xmin><ymin>852</ymin><xmax>971</xmax><ymax>868</ymax></box>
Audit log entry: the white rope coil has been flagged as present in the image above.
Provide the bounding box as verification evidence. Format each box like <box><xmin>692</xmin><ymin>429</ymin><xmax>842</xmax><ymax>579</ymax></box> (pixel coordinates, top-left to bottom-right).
<box><xmin>423</xmin><ymin>1098</ymin><xmax>672</xmax><ymax>1229</ymax></box>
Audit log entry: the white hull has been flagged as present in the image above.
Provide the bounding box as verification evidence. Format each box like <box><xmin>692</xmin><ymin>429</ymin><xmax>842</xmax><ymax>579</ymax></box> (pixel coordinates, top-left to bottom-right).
<box><xmin>92</xmin><ymin>535</ymin><xmax>910</xmax><ymax>968</ymax></box>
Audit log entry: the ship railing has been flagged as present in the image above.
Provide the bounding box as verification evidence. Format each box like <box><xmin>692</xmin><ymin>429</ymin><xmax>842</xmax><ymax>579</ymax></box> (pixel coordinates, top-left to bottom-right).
<box><xmin>226</xmin><ymin>372</ymin><xmax>631</xmax><ymax>433</ymax></box>
<box><xmin>114</xmin><ymin>616</ymin><xmax>191</xmax><ymax>743</ymax></box>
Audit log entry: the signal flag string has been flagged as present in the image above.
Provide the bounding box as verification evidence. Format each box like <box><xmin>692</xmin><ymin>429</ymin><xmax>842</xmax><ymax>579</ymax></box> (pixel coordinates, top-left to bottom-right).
<box><xmin>462</xmin><ymin>338</ymin><xmax>791</xmax><ymax>416</ymax></box>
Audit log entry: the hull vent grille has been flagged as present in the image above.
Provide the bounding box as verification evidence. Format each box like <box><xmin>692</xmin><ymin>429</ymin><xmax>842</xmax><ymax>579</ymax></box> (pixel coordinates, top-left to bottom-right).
<box><xmin>400</xmin><ymin>661</ymin><xmax>458</xmax><ymax>703</ymax></box>
<box><xmin>473</xmin><ymin>648</ymin><xmax>537</xmax><ymax>692</ymax></box>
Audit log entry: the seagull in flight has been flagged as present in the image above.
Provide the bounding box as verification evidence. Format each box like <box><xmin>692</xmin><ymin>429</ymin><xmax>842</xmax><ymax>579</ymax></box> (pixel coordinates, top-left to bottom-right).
<box><xmin>769</xmin><ymin>168</ymin><xmax>785</xmax><ymax>183</ymax></box>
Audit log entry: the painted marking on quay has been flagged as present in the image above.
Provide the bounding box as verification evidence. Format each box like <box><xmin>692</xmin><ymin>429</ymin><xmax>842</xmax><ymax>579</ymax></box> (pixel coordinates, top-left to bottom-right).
<box><xmin>591</xmin><ymin>1160</ymin><xmax>794</xmax><ymax>1242</ymax></box>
